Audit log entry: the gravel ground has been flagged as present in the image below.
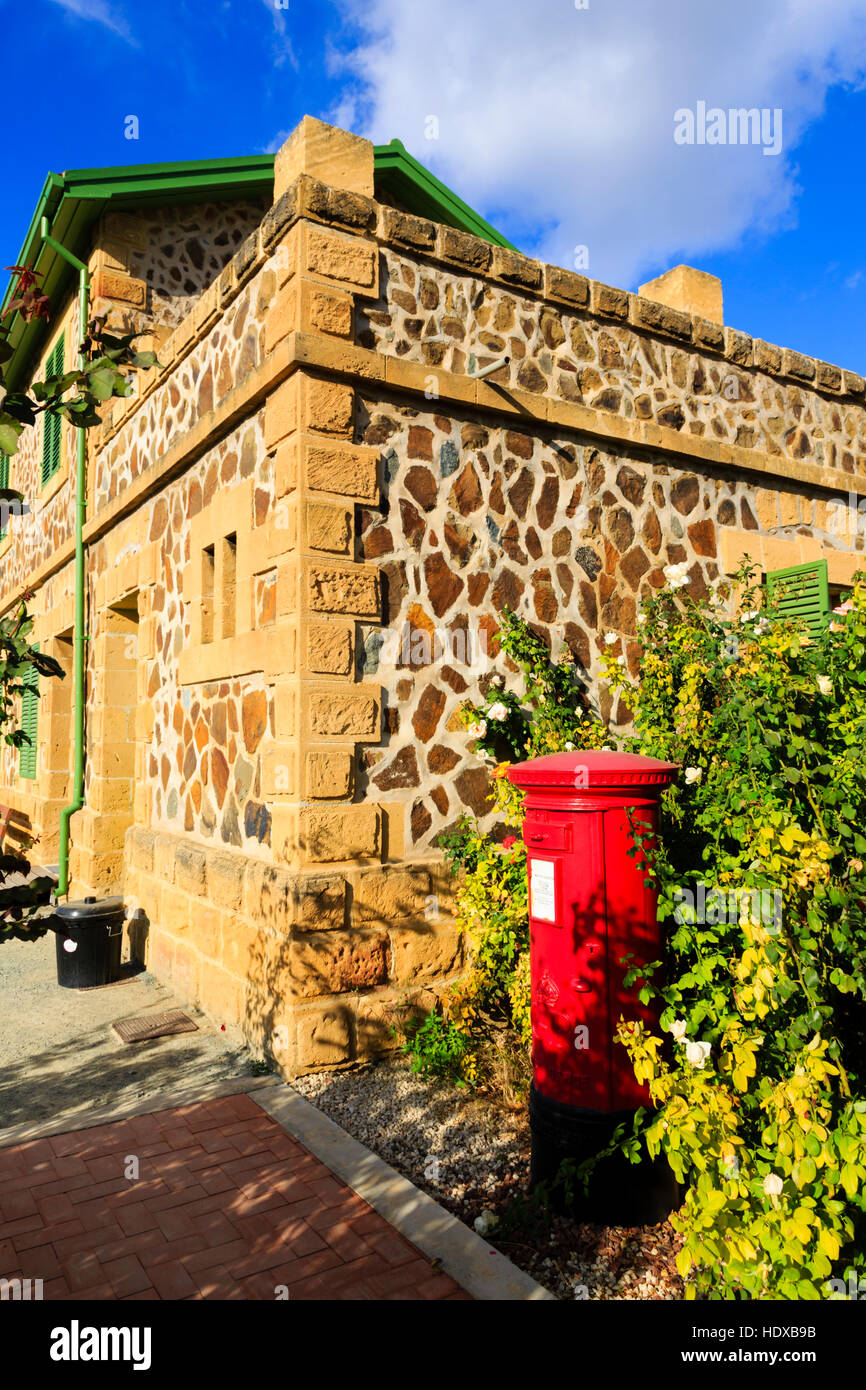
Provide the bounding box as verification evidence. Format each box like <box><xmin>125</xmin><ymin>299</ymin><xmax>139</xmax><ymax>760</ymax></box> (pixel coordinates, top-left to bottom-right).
<box><xmin>294</xmin><ymin>1056</ymin><xmax>683</xmax><ymax>1301</ymax></box>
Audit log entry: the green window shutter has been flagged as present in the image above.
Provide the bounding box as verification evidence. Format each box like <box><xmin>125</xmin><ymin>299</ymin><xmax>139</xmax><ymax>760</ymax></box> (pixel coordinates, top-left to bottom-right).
<box><xmin>766</xmin><ymin>560</ymin><xmax>830</xmax><ymax>636</ymax></box>
<box><xmin>0</xmin><ymin>452</ymin><xmax>8</xmax><ymax>540</ymax></box>
<box><xmin>41</xmin><ymin>334</ymin><xmax>65</xmax><ymax>487</ymax></box>
<box><xmin>18</xmin><ymin>657</ymin><xmax>39</xmax><ymax>781</ymax></box>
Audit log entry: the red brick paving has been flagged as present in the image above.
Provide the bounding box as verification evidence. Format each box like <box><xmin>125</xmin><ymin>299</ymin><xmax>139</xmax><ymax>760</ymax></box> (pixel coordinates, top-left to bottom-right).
<box><xmin>0</xmin><ymin>1093</ymin><xmax>471</xmax><ymax>1301</ymax></box>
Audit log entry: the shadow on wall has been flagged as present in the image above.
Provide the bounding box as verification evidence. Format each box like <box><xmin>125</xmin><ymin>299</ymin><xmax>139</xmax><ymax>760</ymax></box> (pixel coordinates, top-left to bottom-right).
<box><xmin>125</xmin><ymin>860</ymin><xmax>460</xmax><ymax>1077</ymax></box>
<box><xmin>240</xmin><ymin>876</ymin><xmax>441</xmax><ymax>1076</ymax></box>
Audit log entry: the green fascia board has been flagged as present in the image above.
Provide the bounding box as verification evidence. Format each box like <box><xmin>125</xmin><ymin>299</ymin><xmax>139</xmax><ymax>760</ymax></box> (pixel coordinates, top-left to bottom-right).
<box><xmin>374</xmin><ymin>139</ymin><xmax>517</xmax><ymax>250</ymax></box>
<box><xmin>51</xmin><ymin>155</ymin><xmax>276</xmax><ymax>215</ymax></box>
<box><xmin>2</xmin><ymin>141</ymin><xmax>513</xmax><ymax>387</ymax></box>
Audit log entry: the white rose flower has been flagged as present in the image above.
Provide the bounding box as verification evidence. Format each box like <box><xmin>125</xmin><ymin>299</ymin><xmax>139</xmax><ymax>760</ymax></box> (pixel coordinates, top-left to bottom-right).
<box><xmin>763</xmin><ymin>1173</ymin><xmax>784</xmax><ymax>1198</ymax></box>
<box><xmin>663</xmin><ymin>562</ymin><xmax>690</xmax><ymax>590</ymax></box>
<box><xmin>489</xmin><ymin>674</ymin><xmax>504</xmax><ymax>688</ymax></box>
<box><xmin>616</xmin><ymin>655</ymin><xmax>627</xmax><ymax>667</ymax></box>
<box><xmin>604</xmin><ymin>632</ymin><xmax>618</xmax><ymax>646</ymax></box>
<box><xmin>668</xmin><ymin>1019</ymin><xmax>688</xmax><ymax>1041</ymax></box>
<box><xmin>816</xmin><ymin>675</ymin><xmax>833</xmax><ymax>697</ymax></box>
<box><xmin>564</xmin><ymin>742</ymin><xmax>576</xmax><ymax>751</ymax></box>
<box><xmin>740</xmin><ymin>610</ymin><xmax>758</xmax><ymax>624</ymax></box>
<box><xmin>685</xmin><ymin>1040</ymin><xmax>711</xmax><ymax>1069</ymax></box>
<box><xmin>637</xmin><ymin>612</ymin><xmax>648</xmax><ymax>625</ymax></box>
<box><xmin>685</xmin><ymin>766</ymin><xmax>703</xmax><ymax>785</ymax></box>
<box><xmin>487</xmin><ymin>702</ymin><xmax>509</xmax><ymax>722</ymax></box>
<box><xmin>466</xmin><ymin>720</ymin><xmax>487</xmax><ymax>739</ymax></box>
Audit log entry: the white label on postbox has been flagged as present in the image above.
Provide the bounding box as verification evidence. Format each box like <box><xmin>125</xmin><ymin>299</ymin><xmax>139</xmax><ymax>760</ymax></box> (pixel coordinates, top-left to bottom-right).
<box><xmin>530</xmin><ymin>858</ymin><xmax>556</xmax><ymax>923</ymax></box>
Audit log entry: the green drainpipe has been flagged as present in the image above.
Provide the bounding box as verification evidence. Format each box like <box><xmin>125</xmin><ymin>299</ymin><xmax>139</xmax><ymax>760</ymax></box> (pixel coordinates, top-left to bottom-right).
<box><xmin>39</xmin><ymin>216</ymin><xmax>88</xmax><ymax>898</ymax></box>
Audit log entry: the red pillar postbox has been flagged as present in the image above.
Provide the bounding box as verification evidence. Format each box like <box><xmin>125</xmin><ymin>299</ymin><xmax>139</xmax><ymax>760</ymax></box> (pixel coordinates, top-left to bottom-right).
<box><xmin>508</xmin><ymin>749</ymin><xmax>679</xmax><ymax>1225</ymax></box>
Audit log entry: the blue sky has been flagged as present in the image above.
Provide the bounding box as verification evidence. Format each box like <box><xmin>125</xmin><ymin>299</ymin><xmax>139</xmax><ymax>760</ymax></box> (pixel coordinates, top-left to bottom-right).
<box><xmin>3</xmin><ymin>0</ymin><xmax>866</xmax><ymax>373</ymax></box>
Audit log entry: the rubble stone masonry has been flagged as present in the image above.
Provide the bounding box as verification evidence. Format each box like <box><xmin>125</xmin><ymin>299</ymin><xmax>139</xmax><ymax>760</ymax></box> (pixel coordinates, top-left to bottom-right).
<box><xmin>2</xmin><ymin>118</ymin><xmax>865</xmax><ymax>1073</ymax></box>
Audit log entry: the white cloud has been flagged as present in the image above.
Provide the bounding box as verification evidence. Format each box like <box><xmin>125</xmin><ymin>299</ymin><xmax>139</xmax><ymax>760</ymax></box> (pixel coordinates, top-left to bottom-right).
<box><xmin>48</xmin><ymin>0</ymin><xmax>132</xmax><ymax>40</ymax></box>
<box><xmin>329</xmin><ymin>0</ymin><xmax>866</xmax><ymax>288</ymax></box>
<box><xmin>264</xmin><ymin>129</ymin><xmax>292</xmax><ymax>155</ymax></box>
<box><xmin>259</xmin><ymin>0</ymin><xmax>298</xmax><ymax>70</ymax></box>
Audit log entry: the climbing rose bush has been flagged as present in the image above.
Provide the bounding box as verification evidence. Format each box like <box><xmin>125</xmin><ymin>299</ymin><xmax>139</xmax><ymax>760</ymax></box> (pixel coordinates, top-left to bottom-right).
<box><xmin>601</xmin><ymin>565</ymin><xmax>866</xmax><ymax>1299</ymax></box>
<box><xmin>414</xmin><ymin>612</ymin><xmax>610</xmax><ymax>1086</ymax></box>
<box><xmin>421</xmin><ymin>571</ymin><xmax>866</xmax><ymax>1299</ymax></box>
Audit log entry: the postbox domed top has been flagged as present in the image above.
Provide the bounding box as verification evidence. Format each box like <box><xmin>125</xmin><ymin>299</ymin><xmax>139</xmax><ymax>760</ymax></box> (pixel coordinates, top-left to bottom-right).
<box><xmin>507</xmin><ymin>748</ymin><xmax>679</xmax><ymax>790</ymax></box>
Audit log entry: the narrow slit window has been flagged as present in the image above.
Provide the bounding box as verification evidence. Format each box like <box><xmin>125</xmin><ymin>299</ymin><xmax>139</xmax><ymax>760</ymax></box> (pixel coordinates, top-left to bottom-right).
<box><xmin>222</xmin><ymin>533</ymin><xmax>237</xmax><ymax>640</ymax></box>
<box><xmin>202</xmin><ymin>545</ymin><xmax>215</xmax><ymax>643</ymax></box>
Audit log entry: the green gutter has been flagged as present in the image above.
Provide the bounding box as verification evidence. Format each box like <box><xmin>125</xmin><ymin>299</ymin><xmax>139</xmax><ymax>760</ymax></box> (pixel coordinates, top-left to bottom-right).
<box><xmin>38</xmin><ymin>217</ymin><xmax>89</xmax><ymax>899</ymax></box>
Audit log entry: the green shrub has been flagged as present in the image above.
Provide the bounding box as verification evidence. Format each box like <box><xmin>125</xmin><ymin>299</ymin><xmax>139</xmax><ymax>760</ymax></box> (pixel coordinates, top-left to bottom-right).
<box><xmin>417</xmin><ymin>566</ymin><xmax>866</xmax><ymax>1299</ymax></box>
<box><xmin>602</xmin><ymin>565</ymin><xmax>866</xmax><ymax>1299</ymax></box>
<box><xmin>400</xmin><ymin>1012</ymin><xmax>477</xmax><ymax>1088</ymax></box>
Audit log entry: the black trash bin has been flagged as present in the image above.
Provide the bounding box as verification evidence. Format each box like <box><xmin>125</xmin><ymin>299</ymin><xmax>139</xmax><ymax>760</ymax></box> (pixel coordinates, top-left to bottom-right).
<box><xmin>53</xmin><ymin>897</ymin><xmax>125</xmax><ymax>989</ymax></box>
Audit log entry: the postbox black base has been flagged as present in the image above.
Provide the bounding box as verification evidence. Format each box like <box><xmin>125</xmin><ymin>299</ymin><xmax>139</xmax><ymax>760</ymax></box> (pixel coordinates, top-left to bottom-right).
<box><xmin>529</xmin><ymin>1084</ymin><xmax>678</xmax><ymax>1227</ymax></box>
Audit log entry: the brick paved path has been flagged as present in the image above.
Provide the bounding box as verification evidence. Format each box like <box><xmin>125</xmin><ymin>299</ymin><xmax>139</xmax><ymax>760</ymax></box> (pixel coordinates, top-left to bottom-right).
<box><xmin>0</xmin><ymin>1093</ymin><xmax>470</xmax><ymax>1300</ymax></box>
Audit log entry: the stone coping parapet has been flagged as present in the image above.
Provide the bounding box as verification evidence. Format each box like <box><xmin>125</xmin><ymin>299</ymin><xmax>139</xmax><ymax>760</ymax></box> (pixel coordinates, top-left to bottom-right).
<box><xmin>94</xmin><ymin>174</ymin><xmax>865</xmax><ymax>464</ymax></box>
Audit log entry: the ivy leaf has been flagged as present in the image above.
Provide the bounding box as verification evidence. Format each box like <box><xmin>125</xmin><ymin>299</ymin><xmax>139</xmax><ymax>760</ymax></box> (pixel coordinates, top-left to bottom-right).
<box><xmin>87</xmin><ymin>365</ymin><xmax>118</xmax><ymax>401</ymax></box>
<box><xmin>130</xmin><ymin>350</ymin><xmax>159</xmax><ymax>369</ymax></box>
<box><xmin>0</xmin><ymin>418</ymin><xmax>23</xmax><ymax>454</ymax></box>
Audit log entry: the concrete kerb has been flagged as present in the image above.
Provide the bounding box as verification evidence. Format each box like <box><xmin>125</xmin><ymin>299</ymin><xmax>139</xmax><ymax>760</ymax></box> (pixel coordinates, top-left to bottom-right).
<box><xmin>0</xmin><ymin>1073</ymin><xmax>555</xmax><ymax>1301</ymax></box>
<box><xmin>256</xmin><ymin>1085</ymin><xmax>556</xmax><ymax>1301</ymax></box>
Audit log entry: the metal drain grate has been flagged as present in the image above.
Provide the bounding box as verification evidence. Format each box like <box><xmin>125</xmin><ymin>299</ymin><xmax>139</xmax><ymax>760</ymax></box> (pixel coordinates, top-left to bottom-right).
<box><xmin>113</xmin><ymin>1010</ymin><xmax>199</xmax><ymax>1044</ymax></box>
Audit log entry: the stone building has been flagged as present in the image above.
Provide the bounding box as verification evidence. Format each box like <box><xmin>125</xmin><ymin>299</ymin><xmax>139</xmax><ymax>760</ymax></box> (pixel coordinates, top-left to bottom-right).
<box><xmin>1</xmin><ymin>117</ymin><xmax>864</xmax><ymax>1074</ymax></box>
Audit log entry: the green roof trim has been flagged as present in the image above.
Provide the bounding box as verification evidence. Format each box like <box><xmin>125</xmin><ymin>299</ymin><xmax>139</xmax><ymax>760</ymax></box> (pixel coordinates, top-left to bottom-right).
<box><xmin>1</xmin><ymin>139</ymin><xmax>513</xmax><ymax>388</ymax></box>
<box><xmin>373</xmin><ymin>139</ymin><xmax>517</xmax><ymax>251</ymax></box>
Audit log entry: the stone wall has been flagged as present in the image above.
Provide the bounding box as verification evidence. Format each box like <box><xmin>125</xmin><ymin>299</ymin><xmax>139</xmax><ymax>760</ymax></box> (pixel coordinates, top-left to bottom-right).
<box><xmin>354</xmin><ymin>387</ymin><xmax>864</xmax><ymax>850</ymax></box>
<box><xmin>3</xmin><ymin>116</ymin><xmax>866</xmax><ymax>1074</ymax></box>
<box><xmin>89</xmin><ymin>201</ymin><xmax>268</xmax><ymax>339</ymax></box>
<box><xmin>0</xmin><ymin>291</ymin><xmax>81</xmax><ymax>589</ymax></box>
<box><xmin>359</xmin><ymin>241</ymin><xmax>866</xmax><ymax>473</ymax></box>
<box><xmin>342</xmin><ymin>204</ymin><xmax>866</xmax><ymax>852</ymax></box>
<box><xmin>126</xmin><ymin>200</ymin><xmax>269</xmax><ymax>330</ymax></box>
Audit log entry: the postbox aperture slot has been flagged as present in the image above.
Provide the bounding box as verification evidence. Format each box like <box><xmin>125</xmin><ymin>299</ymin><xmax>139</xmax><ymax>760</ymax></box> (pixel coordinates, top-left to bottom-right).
<box><xmin>524</xmin><ymin>822</ymin><xmax>572</xmax><ymax>853</ymax></box>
